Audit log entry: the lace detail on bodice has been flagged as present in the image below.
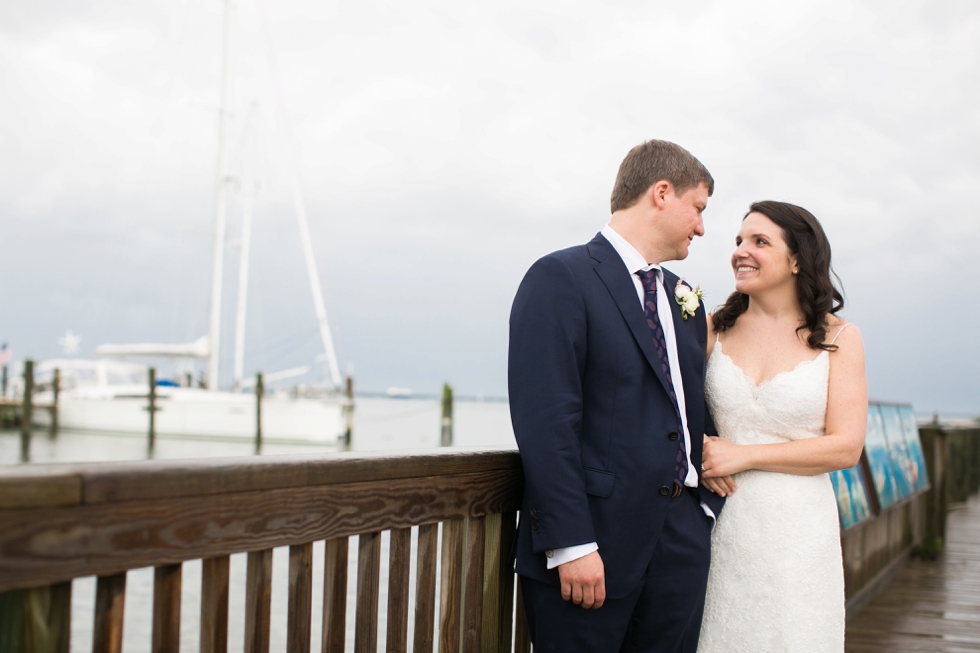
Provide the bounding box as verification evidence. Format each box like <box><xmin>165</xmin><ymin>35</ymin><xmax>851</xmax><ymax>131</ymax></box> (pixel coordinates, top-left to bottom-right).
<box><xmin>698</xmin><ymin>339</ymin><xmax>845</xmax><ymax>653</ymax></box>
<box><xmin>706</xmin><ymin>341</ymin><xmax>829</xmax><ymax>445</ymax></box>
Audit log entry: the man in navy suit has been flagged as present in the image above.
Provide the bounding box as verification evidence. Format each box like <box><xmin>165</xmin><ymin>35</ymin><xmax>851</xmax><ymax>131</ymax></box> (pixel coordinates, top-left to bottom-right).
<box><xmin>509</xmin><ymin>140</ymin><xmax>725</xmax><ymax>652</ymax></box>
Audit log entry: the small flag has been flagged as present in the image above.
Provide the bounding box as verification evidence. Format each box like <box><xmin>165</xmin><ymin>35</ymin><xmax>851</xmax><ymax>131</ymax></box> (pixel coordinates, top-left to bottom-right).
<box><xmin>0</xmin><ymin>343</ymin><xmax>11</xmax><ymax>368</ymax></box>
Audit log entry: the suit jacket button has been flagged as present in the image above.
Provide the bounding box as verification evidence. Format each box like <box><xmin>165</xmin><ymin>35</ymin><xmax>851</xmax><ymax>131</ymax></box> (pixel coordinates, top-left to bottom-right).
<box><xmin>545</xmin><ymin>550</ymin><xmax>554</xmax><ymax>558</ymax></box>
<box><xmin>668</xmin><ymin>430</ymin><xmax>679</xmax><ymax>441</ymax></box>
<box><xmin>659</xmin><ymin>486</ymin><xmax>670</xmax><ymax>496</ymax></box>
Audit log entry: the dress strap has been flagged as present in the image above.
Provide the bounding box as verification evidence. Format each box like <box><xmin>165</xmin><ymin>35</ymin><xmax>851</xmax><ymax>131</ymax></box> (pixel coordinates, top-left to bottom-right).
<box><xmin>829</xmin><ymin>323</ymin><xmax>850</xmax><ymax>346</ymax></box>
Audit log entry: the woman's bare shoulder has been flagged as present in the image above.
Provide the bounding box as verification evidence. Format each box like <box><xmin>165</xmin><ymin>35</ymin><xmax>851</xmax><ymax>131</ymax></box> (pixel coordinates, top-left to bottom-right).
<box><xmin>826</xmin><ymin>319</ymin><xmax>863</xmax><ymax>351</ymax></box>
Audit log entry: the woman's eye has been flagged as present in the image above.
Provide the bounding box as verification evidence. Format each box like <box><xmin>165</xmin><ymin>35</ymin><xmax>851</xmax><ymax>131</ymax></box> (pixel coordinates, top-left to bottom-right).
<box><xmin>756</xmin><ymin>238</ymin><xmax>767</xmax><ymax>245</ymax></box>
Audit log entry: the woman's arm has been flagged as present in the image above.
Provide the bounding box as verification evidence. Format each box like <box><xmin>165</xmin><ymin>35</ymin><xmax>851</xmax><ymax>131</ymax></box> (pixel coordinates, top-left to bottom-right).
<box><xmin>702</xmin><ymin>325</ymin><xmax>868</xmax><ymax>478</ymax></box>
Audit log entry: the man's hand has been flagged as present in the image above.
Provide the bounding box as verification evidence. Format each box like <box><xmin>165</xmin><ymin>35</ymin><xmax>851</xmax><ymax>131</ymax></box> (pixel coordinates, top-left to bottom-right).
<box><xmin>557</xmin><ymin>550</ymin><xmax>605</xmax><ymax>609</ymax></box>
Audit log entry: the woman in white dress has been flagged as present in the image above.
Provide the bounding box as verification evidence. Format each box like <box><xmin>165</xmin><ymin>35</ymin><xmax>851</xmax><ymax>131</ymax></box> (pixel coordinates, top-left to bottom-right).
<box><xmin>697</xmin><ymin>201</ymin><xmax>868</xmax><ymax>653</ymax></box>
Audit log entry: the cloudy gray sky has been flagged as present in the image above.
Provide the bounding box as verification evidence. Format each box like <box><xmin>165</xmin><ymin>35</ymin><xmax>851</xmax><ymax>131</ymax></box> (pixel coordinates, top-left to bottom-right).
<box><xmin>2</xmin><ymin>0</ymin><xmax>978</xmax><ymax>413</ymax></box>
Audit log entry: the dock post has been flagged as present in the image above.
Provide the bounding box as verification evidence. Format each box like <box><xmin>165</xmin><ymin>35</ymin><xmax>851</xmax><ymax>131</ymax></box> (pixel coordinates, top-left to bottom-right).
<box><xmin>51</xmin><ymin>368</ymin><xmax>60</xmax><ymax>432</ymax></box>
<box><xmin>255</xmin><ymin>372</ymin><xmax>264</xmax><ymax>453</ymax></box>
<box><xmin>20</xmin><ymin>360</ymin><xmax>34</xmax><ymax>462</ymax></box>
<box><xmin>440</xmin><ymin>383</ymin><xmax>453</xmax><ymax>447</ymax></box>
<box><xmin>147</xmin><ymin>368</ymin><xmax>157</xmax><ymax>452</ymax></box>
<box><xmin>343</xmin><ymin>375</ymin><xmax>354</xmax><ymax>451</ymax></box>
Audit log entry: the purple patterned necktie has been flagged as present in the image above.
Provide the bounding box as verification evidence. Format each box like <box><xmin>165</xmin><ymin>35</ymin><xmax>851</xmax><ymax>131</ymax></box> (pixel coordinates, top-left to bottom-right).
<box><xmin>636</xmin><ymin>269</ymin><xmax>688</xmax><ymax>497</ymax></box>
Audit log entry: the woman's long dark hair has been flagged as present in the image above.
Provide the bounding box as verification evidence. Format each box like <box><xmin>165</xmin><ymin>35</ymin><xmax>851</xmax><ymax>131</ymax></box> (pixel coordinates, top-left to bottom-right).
<box><xmin>711</xmin><ymin>201</ymin><xmax>844</xmax><ymax>351</ymax></box>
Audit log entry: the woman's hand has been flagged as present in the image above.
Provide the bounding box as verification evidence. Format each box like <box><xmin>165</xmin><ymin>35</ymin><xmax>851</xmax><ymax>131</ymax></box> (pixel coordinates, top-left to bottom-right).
<box><xmin>701</xmin><ymin>435</ymin><xmax>750</xmax><ymax>497</ymax></box>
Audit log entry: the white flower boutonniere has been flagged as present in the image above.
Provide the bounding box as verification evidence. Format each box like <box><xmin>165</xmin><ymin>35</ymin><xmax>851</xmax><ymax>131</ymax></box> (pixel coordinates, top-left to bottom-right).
<box><xmin>674</xmin><ymin>278</ymin><xmax>704</xmax><ymax>320</ymax></box>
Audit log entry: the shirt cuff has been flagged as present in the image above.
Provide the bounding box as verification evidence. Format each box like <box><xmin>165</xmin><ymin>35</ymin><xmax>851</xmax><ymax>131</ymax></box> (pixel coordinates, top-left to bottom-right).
<box><xmin>700</xmin><ymin>501</ymin><xmax>716</xmax><ymax>530</ymax></box>
<box><xmin>546</xmin><ymin>542</ymin><xmax>599</xmax><ymax>570</ymax></box>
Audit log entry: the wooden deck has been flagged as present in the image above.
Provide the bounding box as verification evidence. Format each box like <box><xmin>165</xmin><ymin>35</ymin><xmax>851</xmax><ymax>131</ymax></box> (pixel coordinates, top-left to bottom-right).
<box><xmin>847</xmin><ymin>493</ymin><xmax>980</xmax><ymax>652</ymax></box>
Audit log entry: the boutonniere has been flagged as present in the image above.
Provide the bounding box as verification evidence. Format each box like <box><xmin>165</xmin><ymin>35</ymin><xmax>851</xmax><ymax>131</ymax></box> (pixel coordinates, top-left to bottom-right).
<box><xmin>674</xmin><ymin>279</ymin><xmax>704</xmax><ymax>320</ymax></box>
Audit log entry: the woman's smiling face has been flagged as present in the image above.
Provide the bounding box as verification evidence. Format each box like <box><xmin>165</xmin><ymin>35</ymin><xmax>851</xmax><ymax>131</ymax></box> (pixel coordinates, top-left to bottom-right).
<box><xmin>731</xmin><ymin>212</ymin><xmax>799</xmax><ymax>295</ymax></box>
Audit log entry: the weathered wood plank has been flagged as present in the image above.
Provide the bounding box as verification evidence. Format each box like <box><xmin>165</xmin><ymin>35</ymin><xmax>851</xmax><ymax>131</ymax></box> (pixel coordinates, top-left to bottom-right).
<box><xmin>846</xmin><ymin>493</ymin><xmax>980</xmax><ymax>652</ymax></box>
<box><xmin>93</xmin><ymin>573</ymin><xmax>126</xmax><ymax>653</ymax></box>
<box><xmin>45</xmin><ymin>449</ymin><xmax>521</xmax><ymax>505</ymax></box>
<box><xmin>462</xmin><ymin>516</ymin><xmax>486</xmax><ymax>653</ymax></box>
<box><xmin>439</xmin><ymin>519</ymin><xmax>465</xmax><ymax>653</ymax></box>
<box><xmin>244</xmin><ymin>549</ymin><xmax>273</xmax><ymax>653</ymax></box>
<box><xmin>287</xmin><ymin>543</ymin><xmax>314</xmax><ymax>653</ymax></box>
<box><xmin>22</xmin><ymin>581</ymin><xmax>71</xmax><ymax>653</ymax></box>
<box><xmin>321</xmin><ymin>537</ymin><xmax>348</xmax><ymax>653</ymax></box>
<box><xmin>355</xmin><ymin>532</ymin><xmax>382</xmax><ymax>653</ymax></box>
<box><xmin>201</xmin><ymin>556</ymin><xmax>230</xmax><ymax>653</ymax></box>
<box><xmin>152</xmin><ymin>564</ymin><xmax>181</xmax><ymax>653</ymax></box>
<box><xmin>481</xmin><ymin>511</ymin><xmax>516</xmax><ymax>653</ymax></box>
<box><xmin>0</xmin><ymin>469</ymin><xmax>523</xmax><ymax>592</ymax></box>
<box><xmin>514</xmin><ymin>576</ymin><xmax>530</xmax><ymax>653</ymax></box>
<box><xmin>413</xmin><ymin>523</ymin><xmax>439</xmax><ymax>653</ymax></box>
<box><xmin>0</xmin><ymin>475</ymin><xmax>81</xmax><ymax>511</ymax></box>
<box><xmin>386</xmin><ymin>527</ymin><xmax>412</xmax><ymax>653</ymax></box>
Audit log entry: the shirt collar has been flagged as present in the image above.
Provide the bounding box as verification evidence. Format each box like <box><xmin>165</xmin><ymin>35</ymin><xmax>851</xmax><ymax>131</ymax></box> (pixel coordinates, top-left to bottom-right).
<box><xmin>601</xmin><ymin>224</ymin><xmax>661</xmax><ymax>276</ymax></box>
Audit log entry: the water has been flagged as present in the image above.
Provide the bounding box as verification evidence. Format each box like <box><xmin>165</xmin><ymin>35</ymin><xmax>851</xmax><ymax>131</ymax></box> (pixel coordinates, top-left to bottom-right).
<box><xmin>0</xmin><ymin>396</ymin><xmax>517</xmax><ymax>652</ymax></box>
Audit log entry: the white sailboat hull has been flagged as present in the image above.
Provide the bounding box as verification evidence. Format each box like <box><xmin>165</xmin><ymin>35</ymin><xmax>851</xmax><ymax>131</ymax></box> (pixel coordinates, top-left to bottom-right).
<box><xmin>32</xmin><ymin>387</ymin><xmax>346</xmax><ymax>443</ymax></box>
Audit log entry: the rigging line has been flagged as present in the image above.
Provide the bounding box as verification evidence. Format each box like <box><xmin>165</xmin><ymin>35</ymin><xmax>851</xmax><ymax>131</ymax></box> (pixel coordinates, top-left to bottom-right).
<box><xmin>247</xmin><ymin>325</ymin><xmax>321</xmax><ymax>362</ymax></box>
<box><xmin>254</xmin><ymin>0</ymin><xmax>344</xmax><ymax>388</ymax></box>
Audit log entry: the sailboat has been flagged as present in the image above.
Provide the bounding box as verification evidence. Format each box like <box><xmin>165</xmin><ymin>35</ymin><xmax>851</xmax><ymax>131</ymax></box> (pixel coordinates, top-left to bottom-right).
<box><xmin>28</xmin><ymin>1</ymin><xmax>349</xmax><ymax>443</ymax></box>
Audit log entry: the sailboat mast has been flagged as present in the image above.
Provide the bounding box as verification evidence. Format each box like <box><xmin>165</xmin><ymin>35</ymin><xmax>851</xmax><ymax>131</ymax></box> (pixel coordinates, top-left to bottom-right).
<box><xmin>207</xmin><ymin>0</ymin><xmax>234</xmax><ymax>390</ymax></box>
<box><xmin>292</xmin><ymin>183</ymin><xmax>342</xmax><ymax>389</ymax></box>
<box><xmin>233</xmin><ymin>103</ymin><xmax>258</xmax><ymax>392</ymax></box>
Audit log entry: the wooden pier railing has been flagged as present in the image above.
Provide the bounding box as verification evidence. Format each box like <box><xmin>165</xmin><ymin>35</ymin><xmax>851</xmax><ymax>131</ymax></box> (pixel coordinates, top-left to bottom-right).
<box><xmin>0</xmin><ymin>449</ymin><xmax>528</xmax><ymax>653</ymax></box>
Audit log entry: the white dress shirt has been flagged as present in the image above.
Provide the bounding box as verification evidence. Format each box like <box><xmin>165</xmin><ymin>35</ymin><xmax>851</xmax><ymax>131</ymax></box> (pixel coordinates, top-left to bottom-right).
<box><xmin>546</xmin><ymin>225</ymin><xmax>712</xmax><ymax>570</ymax></box>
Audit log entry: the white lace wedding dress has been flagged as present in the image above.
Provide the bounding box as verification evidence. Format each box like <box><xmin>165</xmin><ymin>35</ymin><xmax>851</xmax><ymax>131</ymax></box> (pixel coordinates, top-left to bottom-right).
<box><xmin>698</xmin><ymin>338</ymin><xmax>845</xmax><ymax>653</ymax></box>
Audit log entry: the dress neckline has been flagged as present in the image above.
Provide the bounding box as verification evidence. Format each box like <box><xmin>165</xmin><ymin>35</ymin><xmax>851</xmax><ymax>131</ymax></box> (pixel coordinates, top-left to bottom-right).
<box><xmin>712</xmin><ymin>339</ymin><xmax>828</xmax><ymax>389</ymax></box>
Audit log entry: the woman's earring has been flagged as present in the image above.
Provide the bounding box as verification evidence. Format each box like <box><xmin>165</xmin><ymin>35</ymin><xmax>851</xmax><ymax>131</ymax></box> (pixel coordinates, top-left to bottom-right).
<box><xmin>792</xmin><ymin>269</ymin><xmax>799</xmax><ymax>275</ymax></box>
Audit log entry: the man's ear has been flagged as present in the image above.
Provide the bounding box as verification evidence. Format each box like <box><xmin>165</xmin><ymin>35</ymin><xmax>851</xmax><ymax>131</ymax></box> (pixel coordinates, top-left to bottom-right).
<box><xmin>648</xmin><ymin>180</ymin><xmax>671</xmax><ymax>210</ymax></box>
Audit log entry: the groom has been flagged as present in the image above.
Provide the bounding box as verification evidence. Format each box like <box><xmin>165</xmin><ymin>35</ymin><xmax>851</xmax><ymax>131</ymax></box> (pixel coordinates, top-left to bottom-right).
<box><xmin>509</xmin><ymin>140</ymin><xmax>724</xmax><ymax>651</ymax></box>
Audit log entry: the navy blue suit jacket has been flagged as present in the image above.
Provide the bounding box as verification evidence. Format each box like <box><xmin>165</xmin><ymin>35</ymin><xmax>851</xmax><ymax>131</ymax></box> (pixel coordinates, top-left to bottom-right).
<box><xmin>509</xmin><ymin>232</ymin><xmax>725</xmax><ymax>598</ymax></box>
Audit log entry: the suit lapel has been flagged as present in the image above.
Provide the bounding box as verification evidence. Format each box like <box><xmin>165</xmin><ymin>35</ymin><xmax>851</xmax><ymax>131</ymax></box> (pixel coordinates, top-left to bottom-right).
<box><xmin>664</xmin><ymin>270</ymin><xmax>706</xmax><ymax>455</ymax></box>
<box><xmin>589</xmin><ymin>234</ymin><xmax>676</xmax><ymax>401</ymax></box>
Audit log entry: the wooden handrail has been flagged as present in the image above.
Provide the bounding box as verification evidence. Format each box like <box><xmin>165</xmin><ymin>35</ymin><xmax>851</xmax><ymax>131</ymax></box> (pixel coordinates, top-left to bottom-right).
<box><xmin>0</xmin><ymin>448</ymin><xmax>527</xmax><ymax>653</ymax></box>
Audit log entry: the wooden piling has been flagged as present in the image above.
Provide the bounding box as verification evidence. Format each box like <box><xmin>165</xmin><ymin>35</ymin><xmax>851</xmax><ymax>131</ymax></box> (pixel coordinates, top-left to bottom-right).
<box><xmin>441</xmin><ymin>383</ymin><xmax>454</xmax><ymax>447</ymax></box>
<box><xmin>343</xmin><ymin>375</ymin><xmax>354</xmax><ymax>451</ymax></box>
<box><xmin>147</xmin><ymin>368</ymin><xmax>157</xmax><ymax>448</ymax></box>
<box><xmin>51</xmin><ymin>369</ymin><xmax>60</xmax><ymax>432</ymax></box>
<box><xmin>21</xmin><ymin>360</ymin><xmax>33</xmax><ymax>438</ymax></box>
<box><xmin>255</xmin><ymin>373</ymin><xmax>264</xmax><ymax>452</ymax></box>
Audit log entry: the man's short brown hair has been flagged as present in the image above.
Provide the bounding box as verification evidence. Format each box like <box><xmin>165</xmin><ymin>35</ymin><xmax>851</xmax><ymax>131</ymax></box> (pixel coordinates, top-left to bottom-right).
<box><xmin>610</xmin><ymin>140</ymin><xmax>714</xmax><ymax>213</ymax></box>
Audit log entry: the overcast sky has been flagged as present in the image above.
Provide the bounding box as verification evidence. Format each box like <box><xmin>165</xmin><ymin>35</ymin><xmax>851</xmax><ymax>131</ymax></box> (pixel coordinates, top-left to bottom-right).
<box><xmin>1</xmin><ymin>0</ymin><xmax>978</xmax><ymax>413</ymax></box>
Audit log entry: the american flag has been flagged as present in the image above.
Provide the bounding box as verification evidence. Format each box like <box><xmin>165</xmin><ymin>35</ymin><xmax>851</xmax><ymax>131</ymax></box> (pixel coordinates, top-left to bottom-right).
<box><xmin>0</xmin><ymin>343</ymin><xmax>11</xmax><ymax>368</ymax></box>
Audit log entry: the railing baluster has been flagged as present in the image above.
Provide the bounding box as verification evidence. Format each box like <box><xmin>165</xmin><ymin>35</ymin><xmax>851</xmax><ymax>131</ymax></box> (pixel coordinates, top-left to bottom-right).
<box><xmin>355</xmin><ymin>532</ymin><xmax>382</xmax><ymax>653</ymax></box>
<box><xmin>413</xmin><ymin>523</ymin><xmax>439</xmax><ymax>653</ymax></box>
<box><xmin>480</xmin><ymin>511</ymin><xmax>516</xmax><ymax>653</ymax></box>
<box><xmin>439</xmin><ymin>519</ymin><xmax>465</xmax><ymax>653</ymax></box>
<box><xmin>245</xmin><ymin>549</ymin><xmax>273</xmax><ymax>653</ymax></box>
<box><xmin>386</xmin><ymin>527</ymin><xmax>412</xmax><ymax>653</ymax></box>
<box><xmin>152</xmin><ymin>564</ymin><xmax>182</xmax><ymax>653</ymax></box>
<box><xmin>321</xmin><ymin>537</ymin><xmax>349</xmax><ymax>653</ymax></box>
<box><xmin>93</xmin><ymin>573</ymin><xmax>127</xmax><ymax>653</ymax></box>
<box><xmin>514</xmin><ymin>577</ymin><xmax>530</xmax><ymax>653</ymax></box>
<box><xmin>201</xmin><ymin>556</ymin><xmax>230</xmax><ymax>653</ymax></box>
<box><xmin>21</xmin><ymin>581</ymin><xmax>71</xmax><ymax>653</ymax></box>
<box><xmin>462</xmin><ymin>517</ymin><xmax>486</xmax><ymax>653</ymax></box>
<box><xmin>288</xmin><ymin>543</ymin><xmax>314</xmax><ymax>653</ymax></box>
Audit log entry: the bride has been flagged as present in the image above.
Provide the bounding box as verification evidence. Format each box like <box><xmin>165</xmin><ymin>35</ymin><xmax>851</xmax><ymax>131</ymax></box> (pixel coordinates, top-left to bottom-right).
<box><xmin>697</xmin><ymin>201</ymin><xmax>868</xmax><ymax>652</ymax></box>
